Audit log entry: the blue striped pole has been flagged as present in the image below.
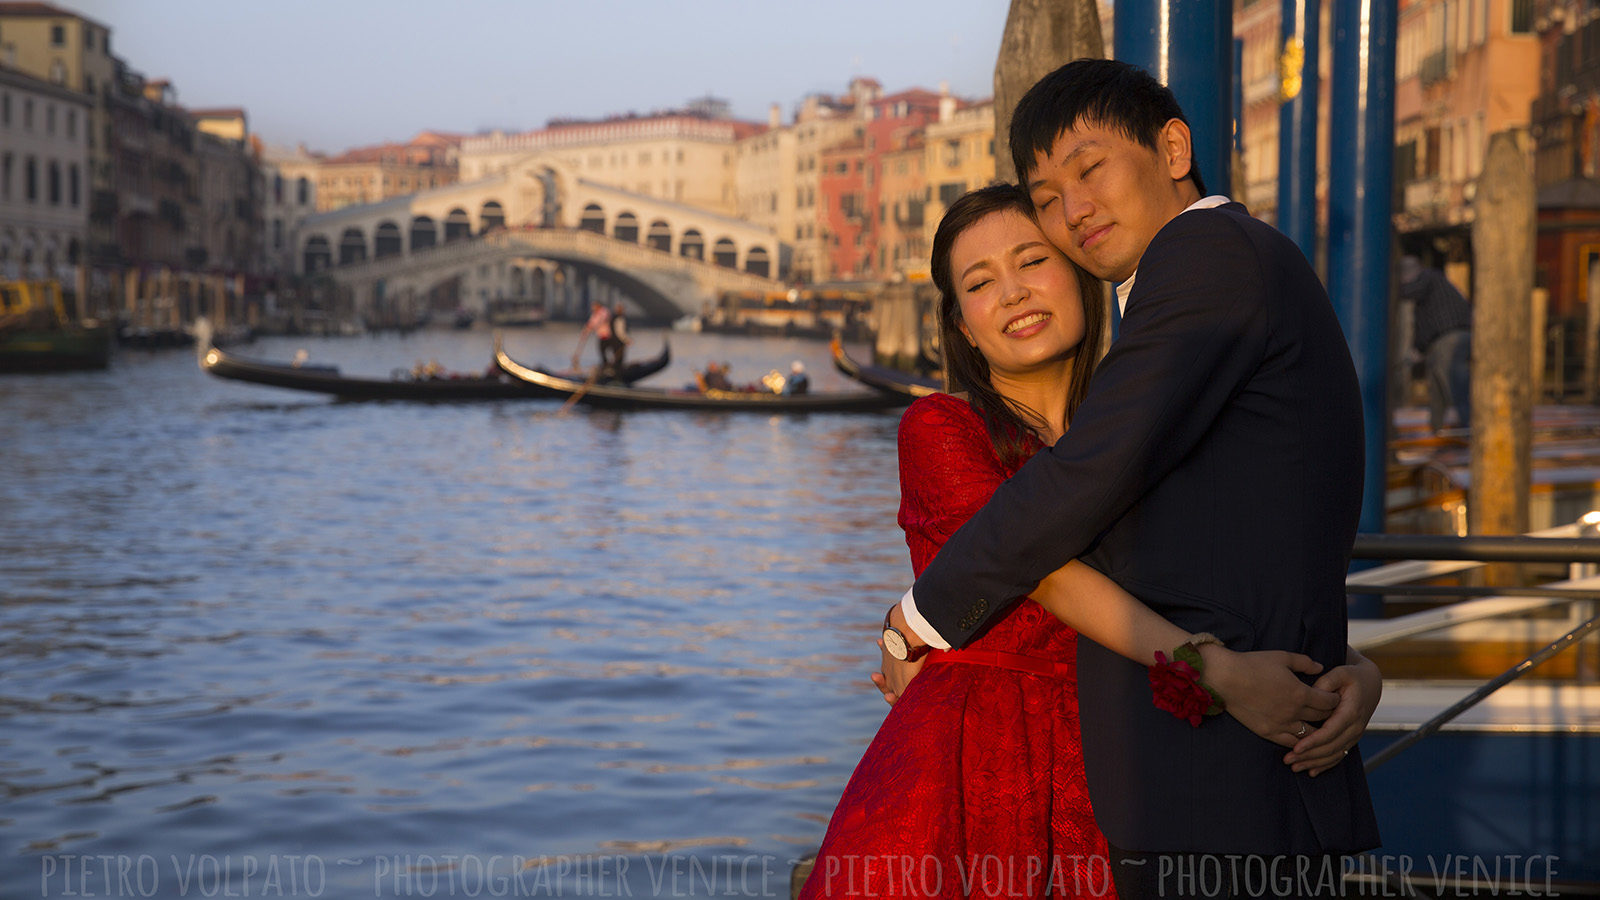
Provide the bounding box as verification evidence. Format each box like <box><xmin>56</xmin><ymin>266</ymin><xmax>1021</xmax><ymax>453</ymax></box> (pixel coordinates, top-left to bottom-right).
<box><xmin>1279</xmin><ymin>0</ymin><xmax>1322</xmax><ymax>259</ymax></box>
<box><xmin>1328</xmin><ymin>0</ymin><xmax>1398</xmax><ymax>612</ymax></box>
<box><xmin>1115</xmin><ymin>0</ymin><xmax>1235</xmax><ymax>197</ymax></box>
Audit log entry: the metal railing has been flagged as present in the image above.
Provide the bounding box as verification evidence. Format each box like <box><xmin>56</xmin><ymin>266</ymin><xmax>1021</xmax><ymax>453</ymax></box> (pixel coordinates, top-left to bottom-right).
<box><xmin>1349</xmin><ymin>524</ymin><xmax>1600</xmax><ymax>773</ymax></box>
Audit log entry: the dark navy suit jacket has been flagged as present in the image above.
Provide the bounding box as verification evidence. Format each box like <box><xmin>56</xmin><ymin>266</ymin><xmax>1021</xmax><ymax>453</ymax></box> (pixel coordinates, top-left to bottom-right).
<box><xmin>911</xmin><ymin>203</ymin><xmax>1381</xmax><ymax>854</ymax></box>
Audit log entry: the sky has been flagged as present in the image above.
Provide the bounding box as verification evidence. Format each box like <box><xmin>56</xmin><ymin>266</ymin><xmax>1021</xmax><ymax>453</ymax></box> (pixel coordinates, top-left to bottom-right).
<box><xmin>66</xmin><ymin>0</ymin><xmax>1010</xmax><ymax>154</ymax></box>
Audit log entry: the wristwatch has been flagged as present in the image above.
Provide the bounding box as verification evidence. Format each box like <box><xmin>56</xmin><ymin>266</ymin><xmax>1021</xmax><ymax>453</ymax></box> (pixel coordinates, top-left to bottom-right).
<box><xmin>882</xmin><ymin>607</ymin><xmax>930</xmax><ymax>662</ymax></box>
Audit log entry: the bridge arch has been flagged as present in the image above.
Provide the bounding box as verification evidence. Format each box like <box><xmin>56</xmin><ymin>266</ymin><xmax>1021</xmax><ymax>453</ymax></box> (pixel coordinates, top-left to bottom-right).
<box><xmin>712</xmin><ymin>237</ymin><xmax>737</xmax><ymax>269</ymax></box>
<box><xmin>480</xmin><ymin>200</ymin><xmax>505</xmax><ymax>233</ymax></box>
<box><xmin>444</xmin><ymin>208</ymin><xmax>471</xmax><ymax>243</ymax></box>
<box><xmin>339</xmin><ymin>228</ymin><xmax>367</xmax><ymax>265</ymax></box>
<box><xmin>646</xmin><ymin>219</ymin><xmax>671</xmax><ymax>252</ymax></box>
<box><xmin>410</xmin><ymin>216</ymin><xmax>436</xmax><ymax>251</ymax></box>
<box><xmin>304</xmin><ymin>234</ymin><xmax>331</xmax><ymax>272</ymax></box>
<box><xmin>579</xmin><ymin>203</ymin><xmax>606</xmax><ymax>234</ymax></box>
<box><xmin>744</xmin><ymin>246</ymin><xmax>770</xmax><ymax>277</ymax></box>
<box><xmin>680</xmin><ymin>229</ymin><xmax>703</xmax><ymax>260</ymax></box>
<box><xmin>375</xmin><ymin>221</ymin><xmax>403</xmax><ymax>259</ymax></box>
<box><xmin>613</xmin><ymin>211</ymin><xmax>639</xmax><ymax>244</ymax></box>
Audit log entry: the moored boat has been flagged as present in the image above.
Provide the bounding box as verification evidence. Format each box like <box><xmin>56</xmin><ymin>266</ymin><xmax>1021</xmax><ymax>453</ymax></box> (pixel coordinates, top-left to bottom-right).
<box><xmin>496</xmin><ymin>341</ymin><xmax>908</xmax><ymax>412</ymax></box>
<box><xmin>0</xmin><ymin>280</ymin><xmax>112</xmax><ymax>373</ymax></box>
<box><xmin>829</xmin><ymin>337</ymin><xmax>940</xmax><ymax>399</ymax></box>
<box><xmin>200</xmin><ymin>340</ymin><xmax>669</xmax><ymax>401</ymax></box>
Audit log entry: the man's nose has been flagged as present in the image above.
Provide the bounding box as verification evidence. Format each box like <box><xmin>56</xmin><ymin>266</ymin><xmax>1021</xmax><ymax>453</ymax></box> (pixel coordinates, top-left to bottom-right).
<box><xmin>1064</xmin><ymin>193</ymin><xmax>1093</xmax><ymax>228</ymax></box>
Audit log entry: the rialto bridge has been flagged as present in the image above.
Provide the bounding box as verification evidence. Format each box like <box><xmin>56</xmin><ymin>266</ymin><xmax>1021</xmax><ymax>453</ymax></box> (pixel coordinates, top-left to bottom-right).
<box><xmin>294</xmin><ymin>158</ymin><xmax>785</xmax><ymax>320</ymax></box>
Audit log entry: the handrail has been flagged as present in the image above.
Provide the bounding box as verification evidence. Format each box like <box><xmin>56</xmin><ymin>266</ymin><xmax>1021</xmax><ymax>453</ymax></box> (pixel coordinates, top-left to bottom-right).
<box><xmin>1363</xmin><ymin>611</ymin><xmax>1600</xmax><ymax>772</ymax></box>
<box><xmin>1352</xmin><ymin>533</ymin><xmax>1600</xmax><ymax>563</ymax></box>
<box><xmin>1346</xmin><ymin>521</ymin><xmax>1600</xmax><ymax>773</ymax></box>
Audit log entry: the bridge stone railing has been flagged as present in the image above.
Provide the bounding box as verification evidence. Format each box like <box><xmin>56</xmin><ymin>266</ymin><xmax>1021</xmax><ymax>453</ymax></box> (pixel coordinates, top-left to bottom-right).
<box><xmin>322</xmin><ymin>227</ymin><xmax>782</xmax><ymax>296</ymax></box>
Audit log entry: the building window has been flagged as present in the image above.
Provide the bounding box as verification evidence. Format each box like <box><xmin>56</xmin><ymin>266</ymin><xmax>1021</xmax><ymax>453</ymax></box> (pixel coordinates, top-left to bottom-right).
<box><xmin>50</xmin><ymin>58</ymin><xmax>65</xmax><ymax>84</ymax></box>
<box><xmin>25</xmin><ymin>156</ymin><xmax>37</xmax><ymax>201</ymax></box>
<box><xmin>84</xmin><ymin>72</ymin><xmax>93</xmax><ymax>94</ymax></box>
<box><xmin>1</xmin><ymin>153</ymin><xmax>10</xmax><ymax>200</ymax></box>
<box><xmin>50</xmin><ymin>24</ymin><xmax>64</xmax><ymax>46</ymax></box>
<box><xmin>1510</xmin><ymin>0</ymin><xmax>1532</xmax><ymax>33</ymax></box>
<box><xmin>24</xmin><ymin>98</ymin><xmax>32</xmax><ymax>129</ymax></box>
<box><xmin>85</xmin><ymin>27</ymin><xmax>93</xmax><ymax>50</ymax></box>
<box><xmin>48</xmin><ymin>162</ymin><xmax>60</xmax><ymax>205</ymax></box>
<box><xmin>65</xmin><ymin>109</ymin><xmax>74</xmax><ymax>138</ymax></box>
<box><xmin>1</xmin><ymin>92</ymin><xmax>8</xmax><ymax>125</ymax></box>
<box><xmin>46</xmin><ymin>104</ymin><xmax>55</xmax><ymax>134</ymax></box>
<box><xmin>69</xmin><ymin>163</ymin><xmax>79</xmax><ymax>206</ymax></box>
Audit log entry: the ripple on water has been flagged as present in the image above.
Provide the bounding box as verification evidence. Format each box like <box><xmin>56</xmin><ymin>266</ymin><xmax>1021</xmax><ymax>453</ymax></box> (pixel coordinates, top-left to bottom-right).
<box><xmin>0</xmin><ymin>330</ymin><xmax>910</xmax><ymax>896</ymax></box>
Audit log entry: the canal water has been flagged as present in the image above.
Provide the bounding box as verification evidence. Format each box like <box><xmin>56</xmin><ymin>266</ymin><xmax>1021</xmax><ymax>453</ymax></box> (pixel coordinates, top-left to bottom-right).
<box><xmin>0</xmin><ymin>327</ymin><xmax>913</xmax><ymax>898</ymax></box>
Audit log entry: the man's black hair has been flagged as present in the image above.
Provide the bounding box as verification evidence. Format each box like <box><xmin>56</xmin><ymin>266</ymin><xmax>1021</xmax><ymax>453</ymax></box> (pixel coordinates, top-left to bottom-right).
<box><xmin>1009</xmin><ymin>58</ymin><xmax>1208</xmax><ymax>196</ymax></box>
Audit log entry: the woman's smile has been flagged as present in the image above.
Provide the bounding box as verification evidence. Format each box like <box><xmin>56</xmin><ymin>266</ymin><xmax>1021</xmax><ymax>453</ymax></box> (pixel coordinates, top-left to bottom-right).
<box><xmin>1003</xmin><ymin>311</ymin><xmax>1053</xmax><ymax>336</ymax></box>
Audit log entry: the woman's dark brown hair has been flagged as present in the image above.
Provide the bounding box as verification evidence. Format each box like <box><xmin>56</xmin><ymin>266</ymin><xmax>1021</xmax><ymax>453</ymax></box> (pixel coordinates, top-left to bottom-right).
<box><xmin>929</xmin><ymin>183</ymin><xmax>1106</xmax><ymax>467</ymax></box>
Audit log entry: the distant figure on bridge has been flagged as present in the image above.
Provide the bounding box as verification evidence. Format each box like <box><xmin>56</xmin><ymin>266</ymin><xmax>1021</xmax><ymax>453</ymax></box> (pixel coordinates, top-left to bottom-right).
<box><xmin>782</xmin><ymin>360</ymin><xmax>809</xmax><ymax>395</ymax></box>
<box><xmin>1400</xmin><ymin>255</ymin><xmax>1472</xmax><ymax>434</ymax></box>
<box><xmin>571</xmin><ymin>300</ymin><xmax>612</xmax><ymax>370</ymax></box>
<box><xmin>602</xmin><ymin>302</ymin><xmax>631</xmax><ymax>371</ymax></box>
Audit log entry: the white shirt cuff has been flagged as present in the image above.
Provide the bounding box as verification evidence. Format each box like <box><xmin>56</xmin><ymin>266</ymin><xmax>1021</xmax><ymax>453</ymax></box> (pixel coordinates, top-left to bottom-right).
<box><xmin>900</xmin><ymin>588</ymin><xmax>952</xmax><ymax>650</ymax></box>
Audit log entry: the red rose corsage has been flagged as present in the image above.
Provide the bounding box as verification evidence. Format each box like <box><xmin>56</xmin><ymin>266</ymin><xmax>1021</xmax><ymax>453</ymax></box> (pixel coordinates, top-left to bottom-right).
<box><xmin>1149</xmin><ymin>640</ymin><xmax>1226</xmax><ymax>727</ymax></box>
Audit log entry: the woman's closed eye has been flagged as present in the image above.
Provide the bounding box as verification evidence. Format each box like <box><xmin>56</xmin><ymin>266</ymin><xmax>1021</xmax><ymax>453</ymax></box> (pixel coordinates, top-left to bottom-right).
<box><xmin>1019</xmin><ymin>256</ymin><xmax>1047</xmax><ymax>269</ymax></box>
<box><xmin>964</xmin><ymin>278</ymin><xmax>993</xmax><ymax>294</ymax></box>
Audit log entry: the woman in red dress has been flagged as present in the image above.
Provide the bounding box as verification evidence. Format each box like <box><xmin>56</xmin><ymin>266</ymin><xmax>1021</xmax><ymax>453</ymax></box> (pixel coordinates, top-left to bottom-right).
<box><xmin>800</xmin><ymin>186</ymin><xmax>1352</xmax><ymax>900</ymax></box>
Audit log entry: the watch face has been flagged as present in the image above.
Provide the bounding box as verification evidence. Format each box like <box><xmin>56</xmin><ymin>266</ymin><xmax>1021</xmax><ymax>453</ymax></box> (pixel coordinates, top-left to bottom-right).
<box><xmin>883</xmin><ymin>627</ymin><xmax>909</xmax><ymax>661</ymax></box>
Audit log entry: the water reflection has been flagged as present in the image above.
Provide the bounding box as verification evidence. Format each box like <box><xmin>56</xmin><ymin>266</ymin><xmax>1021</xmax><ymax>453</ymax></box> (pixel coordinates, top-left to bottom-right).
<box><xmin>0</xmin><ymin>328</ymin><xmax>911</xmax><ymax>895</ymax></box>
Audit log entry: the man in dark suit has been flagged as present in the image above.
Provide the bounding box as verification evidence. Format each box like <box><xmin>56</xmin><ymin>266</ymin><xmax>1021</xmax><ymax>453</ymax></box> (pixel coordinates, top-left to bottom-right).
<box><xmin>878</xmin><ymin>60</ymin><xmax>1381</xmax><ymax>896</ymax></box>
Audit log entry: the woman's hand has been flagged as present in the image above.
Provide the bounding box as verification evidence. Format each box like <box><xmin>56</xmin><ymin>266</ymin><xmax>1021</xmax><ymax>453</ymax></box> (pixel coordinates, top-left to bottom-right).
<box><xmin>1285</xmin><ymin>649</ymin><xmax>1382</xmax><ymax>776</ymax></box>
<box><xmin>870</xmin><ymin>638</ymin><xmax>925</xmax><ymax>706</ymax></box>
<box><xmin>1199</xmin><ymin>646</ymin><xmax>1340</xmax><ymax>748</ymax></box>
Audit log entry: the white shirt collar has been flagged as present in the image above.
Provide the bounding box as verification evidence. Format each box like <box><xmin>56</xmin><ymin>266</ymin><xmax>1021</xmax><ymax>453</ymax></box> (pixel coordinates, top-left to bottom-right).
<box><xmin>1114</xmin><ymin>195</ymin><xmax>1232</xmax><ymax>317</ymax></box>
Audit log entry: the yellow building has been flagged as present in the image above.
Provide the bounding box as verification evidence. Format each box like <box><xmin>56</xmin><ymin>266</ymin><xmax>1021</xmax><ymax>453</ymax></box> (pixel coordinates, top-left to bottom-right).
<box><xmin>880</xmin><ymin>133</ymin><xmax>929</xmax><ymax>280</ymax></box>
<box><xmin>1393</xmin><ymin>0</ymin><xmax>1541</xmax><ymax>249</ymax></box>
<box><xmin>0</xmin><ymin>2</ymin><xmax>117</xmax><ymax>264</ymax></box>
<box><xmin>314</xmin><ymin>132</ymin><xmax>459</xmax><ymax>212</ymax></box>
<box><xmin>1231</xmin><ymin>0</ymin><xmax>1538</xmax><ymax>257</ymax></box>
<box><xmin>735</xmin><ymin>105</ymin><xmax>796</xmax><ymax>275</ymax></box>
<box><xmin>734</xmin><ymin>82</ymin><xmax>877</xmax><ymax>283</ymax></box>
<box><xmin>922</xmin><ymin>96</ymin><xmax>996</xmax><ymax>256</ymax></box>
<box><xmin>192</xmin><ymin>107</ymin><xmax>248</xmax><ymax>144</ymax></box>
<box><xmin>459</xmin><ymin>100</ymin><xmax>761</xmax><ymax>219</ymax></box>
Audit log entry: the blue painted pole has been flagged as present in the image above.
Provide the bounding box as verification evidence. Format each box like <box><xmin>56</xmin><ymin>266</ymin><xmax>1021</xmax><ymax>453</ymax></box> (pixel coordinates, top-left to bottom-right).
<box><xmin>1115</xmin><ymin>0</ymin><xmax>1234</xmax><ymax>197</ymax></box>
<box><xmin>1328</xmin><ymin>0</ymin><xmax>1398</xmax><ymax>614</ymax></box>
<box><xmin>1234</xmin><ymin>38</ymin><xmax>1246</xmax><ymax>156</ymax></box>
<box><xmin>1278</xmin><ymin>0</ymin><xmax>1321</xmax><ymax>259</ymax></box>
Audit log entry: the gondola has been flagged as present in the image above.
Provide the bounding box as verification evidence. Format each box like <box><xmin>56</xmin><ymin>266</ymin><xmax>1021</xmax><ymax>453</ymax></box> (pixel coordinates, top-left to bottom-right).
<box><xmin>829</xmin><ymin>337</ymin><xmax>941</xmax><ymax>398</ymax></box>
<box><xmin>495</xmin><ymin>341</ymin><xmax>909</xmax><ymax>413</ymax></box>
<box><xmin>199</xmin><ymin>340</ymin><xmax>670</xmax><ymax>401</ymax></box>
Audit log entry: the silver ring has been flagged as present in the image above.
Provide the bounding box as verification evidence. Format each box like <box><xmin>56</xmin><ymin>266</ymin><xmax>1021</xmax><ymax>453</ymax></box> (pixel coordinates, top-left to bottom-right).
<box><xmin>1295</xmin><ymin>722</ymin><xmax>1308</xmax><ymax>738</ymax></box>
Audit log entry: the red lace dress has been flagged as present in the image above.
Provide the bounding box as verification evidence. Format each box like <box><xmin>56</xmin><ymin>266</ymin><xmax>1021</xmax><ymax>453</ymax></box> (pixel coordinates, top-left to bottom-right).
<box><xmin>800</xmin><ymin>393</ymin><xmax>1115</xmax><ymax>900</ymax></box>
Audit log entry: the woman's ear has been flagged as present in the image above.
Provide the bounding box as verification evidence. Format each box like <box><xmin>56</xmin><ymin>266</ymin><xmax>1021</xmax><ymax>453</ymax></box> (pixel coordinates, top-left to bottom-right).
<box><xmin>957</xmin><ymin>319</ymin><xmax>978</xmax><ymax>348</ymax></box>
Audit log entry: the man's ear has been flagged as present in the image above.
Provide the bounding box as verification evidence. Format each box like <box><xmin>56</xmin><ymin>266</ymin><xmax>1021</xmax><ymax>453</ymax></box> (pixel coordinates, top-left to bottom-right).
<box><xmin>1159</xmin><ymin>118</ymin><xmax>1195</xmax><ymax>184</ymax></box>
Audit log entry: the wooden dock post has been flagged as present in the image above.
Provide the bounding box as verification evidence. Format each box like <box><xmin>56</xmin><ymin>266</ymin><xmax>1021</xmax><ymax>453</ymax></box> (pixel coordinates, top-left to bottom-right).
<box><xmin>1469</xmin><ymin>130</ymin><xmax>1534</xmax><ymax>581</ymax></box>
<box><xmin>992</xmin><ymin>0</ymin><xmax>1106</xmax><ymax>183</ymax></box>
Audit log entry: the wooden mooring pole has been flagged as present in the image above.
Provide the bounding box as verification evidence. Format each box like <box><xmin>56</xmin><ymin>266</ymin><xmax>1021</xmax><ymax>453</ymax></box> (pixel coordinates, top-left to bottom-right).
<box><xmin>1469</xmin><ymin>130</ymin><xmax>1534</xmax><ymax>583</ymax></box>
